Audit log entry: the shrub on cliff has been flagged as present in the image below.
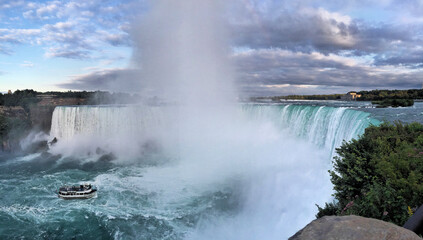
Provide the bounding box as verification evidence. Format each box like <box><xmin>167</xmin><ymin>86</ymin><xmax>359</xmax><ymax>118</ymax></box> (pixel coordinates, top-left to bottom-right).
<box><xmin>0</xmin><ymin>115</ymin><xmax>8</xmax><ymax>141</ymax></box>
<box><xmin>317</xmin><ymin>122</ymin><xmax>423</xmax><ymax>226</ymax></box>
<box><xmin>0</xmin><ymin>115</ymin><xmax>31</xmax><ymax>151</ymax></box>
<box><xmin>2</xmin><ymin>89</ymin><xmax>40</xmax><ymax>111</ymax></box>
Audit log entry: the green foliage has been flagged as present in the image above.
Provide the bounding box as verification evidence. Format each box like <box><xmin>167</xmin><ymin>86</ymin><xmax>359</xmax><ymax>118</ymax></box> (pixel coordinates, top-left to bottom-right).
<box><xmin>318</xmin><ymin>122</ymin><xmax>423</xmax><ymax>226</ymax></box>
<box><xmin>0</xmin><ymin>115</ymin><xmax>31</xmax><ymax>151</ymax></box>
<box><xmin>2</xmin><ymin>89</ymin><xmax>40</xmax><ymax>111</ymax></box>
<box><xmin>251</xmin><ymin>88</ymin><xmax>423</xmax><ymax>102</ymax></box>
<box><xmin>6</xmin><ymin>117</ymin><xmax>31</xmax><ymax>138</ymax></box>
<box><xmin>316</xmin><ymin>201</ymin><xmax>340</xmax><ymax>218</ymax></box>
<box><xmin>372</xmin><ymin>99</ymin><xmax>414</xmax><ymax>108</ymax></box>
<box><xmin>252</xmin><ymin>94</ymin><xmax>343</xmax><ymax>101</ymax></box>
<box><xmin>41</xmin><ymin>90</ymin><xmax>140</xmax><ymax>104</ymax></box>
<box><xmin>280</xmin><ymin>94</ymin><xmax>343</xmax><ymax>100</ymax></box>
<box><xmin>0</xmin><ymin>115</ymin><xmax>8</xmax><ymax>141</ymax></box>
<box><xmin>0</xmin><ymin>90</ymin><xmax>140</xmax><ymax>107</ymax></box>
<box><xmin>359</xmin><ymin>89</ymin><xmax>423</xmax><ymax>101</ymax></box>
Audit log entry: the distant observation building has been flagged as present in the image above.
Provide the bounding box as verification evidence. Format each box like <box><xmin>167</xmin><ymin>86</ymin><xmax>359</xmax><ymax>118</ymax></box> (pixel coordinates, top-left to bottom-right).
<box><xmin>340</xmin><ymin>91</ymin><xmax>361</xmax><ymax>101</ymax></box>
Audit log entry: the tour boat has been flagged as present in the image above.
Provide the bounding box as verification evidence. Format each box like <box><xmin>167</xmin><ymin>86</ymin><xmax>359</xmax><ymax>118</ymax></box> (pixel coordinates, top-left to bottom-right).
<box><xmin>58</xmin><ymin>184</ymin><xmax>97</xmax><ymax>199</ymax></box>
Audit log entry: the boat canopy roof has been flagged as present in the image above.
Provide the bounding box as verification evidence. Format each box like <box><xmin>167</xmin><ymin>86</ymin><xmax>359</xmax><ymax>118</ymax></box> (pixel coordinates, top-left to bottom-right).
<box><xmin>59</xmin><ymin>184</ymin><xmax>92</xmax><ymax>192</ymax></box>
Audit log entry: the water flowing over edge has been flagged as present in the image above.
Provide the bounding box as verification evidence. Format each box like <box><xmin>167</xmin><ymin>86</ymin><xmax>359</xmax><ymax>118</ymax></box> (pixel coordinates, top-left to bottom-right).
<box><xmin>50</xmin><ymin>104</ymin><xmax>379</xmax><ymax>160</ymax></box>
<box><xmin>0</xmin><ymin>104</ymin><xmax>380</xmax><ymax>240</ymax></box>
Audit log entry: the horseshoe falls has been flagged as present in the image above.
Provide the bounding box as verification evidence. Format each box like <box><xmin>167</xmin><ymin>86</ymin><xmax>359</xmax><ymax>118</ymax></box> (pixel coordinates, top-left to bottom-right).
<box><xmin>50</xmin><ymin>104</ymin><xmax>376</xmax><ymax>159</ymax></box>
<box><xmin>0</xmin><ymin>103</ymin><xmax>379</xmax><ymax>240</ymax></box>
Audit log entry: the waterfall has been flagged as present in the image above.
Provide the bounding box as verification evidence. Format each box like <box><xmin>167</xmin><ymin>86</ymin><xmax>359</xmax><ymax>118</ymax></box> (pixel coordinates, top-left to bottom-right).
<box><xmin>50</xmin><ymin>104</ymin><xmax>379</xmax><ymax>159</ymax></box>
<box><xmin>46</xmin><ymin>103</ymin><xmax>380</xmax><ymax>239</ymax></box>
<box><xmin>51</xmin><ymin>105</ymin><xmax>169</xmax><ymax>140</ymax></box>
<box><xmin>242</xmin><ymin>104</ymin><xmax>379</xmax><ymax>156</ymax></box>
<box><xmin>49</xmin><ymin>105</ymin><xmax>176</xmax><ymax>158</ymax></box>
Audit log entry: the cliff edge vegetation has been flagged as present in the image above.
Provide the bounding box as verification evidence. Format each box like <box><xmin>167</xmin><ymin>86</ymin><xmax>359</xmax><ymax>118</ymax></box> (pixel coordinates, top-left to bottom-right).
<box><xmin>252</xmin><ymin>88</ymin><xmax>423</xmax><ymax>102</ymax></box>
<box><xmin>317</xmin><ymin>122</ymin><xmax>423</xmax><ymax>226</ymax></box>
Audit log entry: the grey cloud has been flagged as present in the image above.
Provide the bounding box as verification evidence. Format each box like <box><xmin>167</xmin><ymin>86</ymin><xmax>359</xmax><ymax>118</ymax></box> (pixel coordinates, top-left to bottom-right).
<box><xmin>0</xmin><ymin>47</ymin><xmax>11</xmax><ymax>55</ymax></box>
<box><xmin>0</xmin><ymin>0</ymin><xmax>25</xmax><ymax>10</ymax></box>
<box><xmin>234</xmin><ymin>49</ymin><xmax>423</xmax><ymax>96</ymax></box>
<box><xmin>0</xmin><ymin>29</ymin><xmax>41</xmax><ymax>55</ymax></box>
<box><xmin>374</xmin><ymin>49</ymin><xmax>423</xmax><ymax>67</ymax></box>
<box><xmin>40</xmin><ymin>21</ymin><xmax>95</xmax><ymax>59</ymax></box>
<box><xmin>45</xmin><ymin>48</ymin><xmax>90</xmax><ymax>59</ymax></box>
<box><xmin>393</xmin><ymin>0</ymin><xmax>423</xmax><ymax>17</ymax></box>
<box><xmin>0</xmin><ymin>35</ymin><xmax>21</xmax><ymax>44</ymax></box>
<box><xmin>103</xmin><ymin>33</ymin><xmax>131</xmax><ymax>46</ymax></box>
<box><xmin>58</xmin><ymin>69</ymin><xmax>142</xmax><ymax>93</ymax></box>
<box><xmin>6</xmin><ymin>0</ymin><xmax>137</xmax><ymax>59</ymax></box>
<box><xmin>231</xmin><ymin>11</ymin><xmax>415</xmax><ymax>56</ymax></box>
<box><xmin>41</xmin><ymin>21</ymin><xmax>94</xmax><ymax>50</ymax></box>
<box><xmin>232</xmin><ymin>13</ymin><xmax>356</xmax><ymax>53</ymax></box>
<box><xmin>61</xmin><ymin>47</ymin><xmax>423</xmax><ymax>97</ymax></box>
<box><xmin>228</xmin><ymin>0</ymin><xmax>420</xmax><ymax>67</ymax></box>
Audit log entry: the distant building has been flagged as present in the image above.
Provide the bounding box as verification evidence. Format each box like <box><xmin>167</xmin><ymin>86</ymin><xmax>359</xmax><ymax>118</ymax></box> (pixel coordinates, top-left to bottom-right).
<box><xmin>7</xmin><ymin>90</ymin><xmax>12</xmax><ymax>94</ymax></box>
<box><xmin>341</xmin><ymin>92</ymin><xmax>361</xmax><ymax>101</ymax></box>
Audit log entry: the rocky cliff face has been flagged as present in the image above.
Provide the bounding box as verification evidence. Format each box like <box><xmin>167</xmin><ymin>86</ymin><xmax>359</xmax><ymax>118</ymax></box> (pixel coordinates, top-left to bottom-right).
<box><xmin>290</xmin><ymin>215</ymin><xmax>421</xmax><ymax>240</ymax></box>
<box><xmin>0</xmin><ymin>106</ymin><xmax>27</xmax><ymax>118</ymax></box>
<box><xmin>29</xmin><ymin>98</ymin><xmax>86</xmax><ymax>132</ymax></box>
<box><xmin>0</xmin><ymin>98</ymin><xmax>87</xmax><ymax>152</ymax></box>
<box><xmin>29</xmin><ymin>106</ymin><xmax>55</xmax><ymax>132</ymax></box>
<box><xmin>37</xmin><ymin>97</ymin><xmax>86</xmax><ymax>106</ymax></box>
<box><xmin>0</xmin><ymin>106</ymin><xmax>29</xmax><ymax>152</ymax></box>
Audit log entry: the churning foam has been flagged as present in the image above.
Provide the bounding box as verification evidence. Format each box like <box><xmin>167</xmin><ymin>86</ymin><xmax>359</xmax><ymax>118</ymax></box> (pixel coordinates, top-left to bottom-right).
<box><xmin>48</xmin><ymin>103</ymin><xmax>377</xmax><ymax>238</ymax></box>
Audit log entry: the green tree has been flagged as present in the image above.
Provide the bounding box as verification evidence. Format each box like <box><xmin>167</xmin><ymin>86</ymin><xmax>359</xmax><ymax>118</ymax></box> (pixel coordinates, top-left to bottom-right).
<box><xmin>318</xmin><ymin>122</ymin><xmax>423</xmax><ymax>226</ymax></box>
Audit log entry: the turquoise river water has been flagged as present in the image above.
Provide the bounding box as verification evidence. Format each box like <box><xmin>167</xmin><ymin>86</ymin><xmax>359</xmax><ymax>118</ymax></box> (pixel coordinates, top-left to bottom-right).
<box><xmin>1</xmin><ymin>102</ymin><xmax>417</xmax><ymax>239</ymax></box>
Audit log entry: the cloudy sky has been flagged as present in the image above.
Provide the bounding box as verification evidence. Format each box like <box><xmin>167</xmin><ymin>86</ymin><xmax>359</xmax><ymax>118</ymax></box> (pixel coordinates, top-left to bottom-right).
<box><xmin>1</xmin><ymin>0</ymin><xmax>423</xmax><ymax>96</ymax></box>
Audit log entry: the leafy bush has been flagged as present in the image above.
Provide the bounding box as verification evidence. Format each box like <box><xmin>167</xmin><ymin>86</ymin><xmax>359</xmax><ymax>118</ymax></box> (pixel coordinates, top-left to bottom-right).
<box><xmin>1</xmin><ymin>90</ymin><xmax>140</xmax><ymax>107</ymax></box>
<box><xmin>372</xmin><ymin>99</ymin><xmax>414</xmax><ymax>108</ymax></box>
<box><xmin>317</xmin><ymin>122</ymin><xmax>423</xmax><ymax>226</ymax></box>
<box><xmin>0</xmin><ymin>114</ymin><xmax>31</xmax><ymax>151</ymax></box>
<box><xmin>2</xmin><ymin>89</ymin><xmax>40</xmax><ymax>111</ymax></box>
<box><xmin>0</xmin><ymin>115</ymin><xmax>8</xmax><ymax>141</ymax></box>
<box><xmin>359</xmin><ymin>89</ymin><xmax>423</xmax><ymax>101</ymax></box>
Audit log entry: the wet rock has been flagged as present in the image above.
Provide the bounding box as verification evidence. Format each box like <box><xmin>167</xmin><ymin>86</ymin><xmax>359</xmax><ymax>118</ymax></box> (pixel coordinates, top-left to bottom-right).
<box><xmin>25</xmin><ymin>140</ymin><xmax>48</xmax><ymax>153</ymax></box>
<box><xmin>289</xmin><ymin>215</ymin><xmax>421</xmax><ymax>240</ymax></box>
<box><xmin>49</xmin><ymin>137</ymin><xmax>58</xmax><ymax>146</ymax></box>
<box><xmin>0</xmin><ymin>106</ymin><xmax>27</xmax><ymax>118</ymax></box>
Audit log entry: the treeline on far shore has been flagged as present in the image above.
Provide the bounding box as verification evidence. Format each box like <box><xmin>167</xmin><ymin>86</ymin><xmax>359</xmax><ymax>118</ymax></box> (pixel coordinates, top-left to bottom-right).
<box><xmin>253</xmin><ymin>94</ymin><xmax>344</xmax><ymax>101</ymax></box>
<box><xmin>357</xmin><ymin>89</ymin><xmax>423</xmax><ymax>101</ymax></box>
<box><xmin>252</xmin><ymin>89</ymin><xmax>423</xmax><ymax>102</ymax></box>
<box><xmin>0</xmin><ymin>89</ymin><xmax>141</xmax><ymax>110</ymax></box>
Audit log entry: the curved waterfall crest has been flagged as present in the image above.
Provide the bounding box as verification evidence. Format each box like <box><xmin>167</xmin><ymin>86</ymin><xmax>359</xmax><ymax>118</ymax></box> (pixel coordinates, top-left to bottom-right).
<box><xmin>44</xmin><ymin>103</ymin><xmax>380</xmax><ymax>239</ymax></box>
<box><xmin>50</xmin><ymin>104</ymin><xmax>378</xmax><ymax>158</ymax></box>
<box><xmin>241</xmin><ymin>104</ymin><xmax>378</xmax><ymax>153</ymax></box>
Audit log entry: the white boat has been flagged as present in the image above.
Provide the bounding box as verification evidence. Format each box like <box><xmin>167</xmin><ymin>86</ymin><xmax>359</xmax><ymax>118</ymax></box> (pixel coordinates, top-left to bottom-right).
<box><xmin>58</xmin><ymin>184</ymin><xmax>97</xmax><ymax>200</ymax></box>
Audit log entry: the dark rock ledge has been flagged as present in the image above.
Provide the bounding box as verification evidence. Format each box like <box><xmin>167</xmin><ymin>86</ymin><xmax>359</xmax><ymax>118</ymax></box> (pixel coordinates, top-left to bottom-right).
<box><xmin>290</xmin><ymin>215</ymin><xmax>421</xmax><ymax>240</ymax></box>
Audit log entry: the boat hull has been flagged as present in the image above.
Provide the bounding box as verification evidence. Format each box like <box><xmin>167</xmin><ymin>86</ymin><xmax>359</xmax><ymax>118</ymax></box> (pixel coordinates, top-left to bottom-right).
<box><xmin>58</xmin><ymin>190</ymin><xmax>97</xmax><ymax>200</ymax></box>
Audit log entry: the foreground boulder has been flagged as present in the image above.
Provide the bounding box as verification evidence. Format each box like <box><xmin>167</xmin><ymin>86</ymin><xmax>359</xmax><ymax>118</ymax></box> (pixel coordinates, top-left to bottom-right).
<box><xmin>290</xmin><ymin>215</ymin><xmax>421</xmax><ymax>240</ymax></box>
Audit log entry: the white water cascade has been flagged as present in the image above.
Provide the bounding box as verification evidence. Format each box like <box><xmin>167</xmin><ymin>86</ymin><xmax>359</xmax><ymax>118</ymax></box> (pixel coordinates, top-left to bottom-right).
<box><xmin>242</xmin><ymin>104</ymin><xmax>379</xmax><ymax>157</ymax></box>
<box><xmin>50</xmin><ymin>104</ymin><xmax>378</xmax><ymax>159</ymax></box>
<box><xmin>49</xmin><ymin>103</ymin><xmax>379</xmax><ymax>239</ymax></box>
<box><xmin>49</xmin><ymin>105</ymin><xmax>177</xmax><ymax>158</ymax></box>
